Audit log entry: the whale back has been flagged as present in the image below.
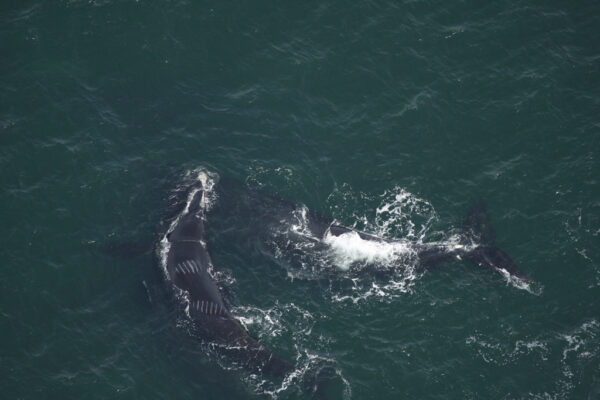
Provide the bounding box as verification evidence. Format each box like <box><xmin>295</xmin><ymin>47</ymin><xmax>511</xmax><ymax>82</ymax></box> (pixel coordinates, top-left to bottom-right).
<box><xmin>163</xmin><ymin>181</ymin><xmax>294</xmax><ymax>377</ymax></box>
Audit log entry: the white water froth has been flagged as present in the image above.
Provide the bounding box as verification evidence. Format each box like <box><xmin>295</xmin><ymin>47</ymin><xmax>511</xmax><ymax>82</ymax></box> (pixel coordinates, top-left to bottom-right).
<box><xmin>323</xmin><ymin>230</ymin><xmax>414</xmax><ymax>271</ymax></box>
<box><xmin>231</xmin><ymin>302</ymin><xmax>351</xmax><ymax>399</ymax></box>
<box><xmin>324</xmin><ymin>186</ymin><xmax>439</xmax><ymax>272</ymax></box>
<box><xmin>330</xmin><ymin>278</ymin><xmax>418</xmax><ymax>304</ymax></box>
<box><xmin>243</xmin><ymin>352</ymin><xmax>351</xmax><ymax>400</ymax></box>
<box><xmin>327</xmin><ymin>185</ymin><xmax>438</xmax><ymax>240</ymax></box>
<box><xmin>466</xmin><ymin>319</ymin><xmax>599</xmax><ymax>399</ymax></box>
<box><xmin>465</xmin><ymin>334</ymin><xmax>550</xmax><ymax>365</ymax></box>
<box><xmin>560</xmin><ymin>319</ymin><xmax>599</xmax><ymax>361</ymax></box>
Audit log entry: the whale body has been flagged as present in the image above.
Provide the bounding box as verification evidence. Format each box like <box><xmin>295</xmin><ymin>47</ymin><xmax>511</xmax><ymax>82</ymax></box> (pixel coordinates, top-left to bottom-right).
<box><xmin>208</xmin><ymin>178</ymin><xmax>531</xmax><ymax>283</ymax></box>
<box><xmin>310</xmin><ymin>199</ymin><xmax>531</xmax><ymax>282</ymax></box>
<box><xmin>163</xmin><ymin>174</ymin><xmax>294</xmax><ymax>377</ymax></box>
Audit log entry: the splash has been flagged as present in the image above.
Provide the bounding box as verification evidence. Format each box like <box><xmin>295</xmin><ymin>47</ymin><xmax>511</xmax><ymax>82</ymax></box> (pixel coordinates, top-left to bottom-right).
<box><xmin>269</xmin><ymin>185</ymin><xmax>440</xmax><ymax>302</ymax></box>
<box><xmin>280</xmin><ymin>186</ymin><xmax>436</xmax><ymax>273</ymax></box>
<box><xmin>374</xmin><ymin>186</ymin><xmax>438</xmax><ymax>240</ymax></box>
<box><xmin>271</xmin><ymin>184</ymin><xmax>539</xmax><ymax>301</ymax></box>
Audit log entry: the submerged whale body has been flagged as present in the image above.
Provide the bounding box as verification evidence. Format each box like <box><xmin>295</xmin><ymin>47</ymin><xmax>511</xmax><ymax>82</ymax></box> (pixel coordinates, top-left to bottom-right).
<box><xmin>163</xmin><ymin>174</ymin><xmax>294</xmax><ymax>377</ymax></box>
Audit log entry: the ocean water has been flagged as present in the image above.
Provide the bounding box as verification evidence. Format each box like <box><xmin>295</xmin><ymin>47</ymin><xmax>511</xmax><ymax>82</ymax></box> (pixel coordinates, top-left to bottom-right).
<box><xmin>1</xmin><ymin>1</ymin><xmax>599</xmax><ymax>399</ymax></box>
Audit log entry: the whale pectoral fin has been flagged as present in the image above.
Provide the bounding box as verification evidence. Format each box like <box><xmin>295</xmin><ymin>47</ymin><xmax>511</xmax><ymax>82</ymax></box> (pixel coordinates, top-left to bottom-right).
<box><xmin>101</xmin><ymin>240</ymin><xmax>152</xmax><ymax>259</ymax></box>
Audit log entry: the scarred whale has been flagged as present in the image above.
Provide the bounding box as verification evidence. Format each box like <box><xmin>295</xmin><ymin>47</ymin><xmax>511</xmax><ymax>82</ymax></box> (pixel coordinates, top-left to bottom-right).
<box><xmin>161</xmin><ymin>172</ymin><xmax>294</xmax><ymax>377</ymax></box>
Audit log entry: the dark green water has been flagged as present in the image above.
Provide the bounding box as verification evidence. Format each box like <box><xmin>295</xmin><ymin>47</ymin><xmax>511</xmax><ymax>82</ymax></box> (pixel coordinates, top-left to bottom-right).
<box><xmin>2</xmin><ymin>1</ymin><xmax>599</xmax><ymax>399</ymax></box>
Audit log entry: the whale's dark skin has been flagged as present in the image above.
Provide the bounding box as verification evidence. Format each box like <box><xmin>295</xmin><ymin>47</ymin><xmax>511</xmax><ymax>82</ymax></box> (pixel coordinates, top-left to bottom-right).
<box><xmin>165</xmin><ymin>184</ymin><xmax>294</xmax><ymax>377</ymax></box>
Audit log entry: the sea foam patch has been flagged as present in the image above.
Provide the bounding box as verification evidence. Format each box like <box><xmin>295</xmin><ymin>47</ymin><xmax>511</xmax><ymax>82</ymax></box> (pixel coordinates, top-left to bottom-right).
<box><xmin>323</xmin><ymin>229</ymin><xmax>413</xmax><ymax>271</ymax></box>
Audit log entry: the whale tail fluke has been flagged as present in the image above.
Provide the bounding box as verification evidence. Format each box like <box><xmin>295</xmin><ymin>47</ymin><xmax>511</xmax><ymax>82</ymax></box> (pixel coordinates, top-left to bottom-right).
<box><xmin>462</xmin><ymin>199</ymin><xmax>532</xmax><ymax>283</ymax></box>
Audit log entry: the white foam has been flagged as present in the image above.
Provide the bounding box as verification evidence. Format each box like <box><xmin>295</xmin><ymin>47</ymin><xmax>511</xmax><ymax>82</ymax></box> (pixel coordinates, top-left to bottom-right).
<box><xmin>560</xmin><ymin>319</ymin><xmax>599</xmax><ymax>361</ymax></box>
<box><xmin>466</xmin><ymin>334</ymin><xmax>551</xmax><ymax>366</ymax></box>
<box><xmin>372</xmin><ymin>186</ymin><xmax>437</xmax><ymax>240</ymax></box>
<box><xmin>323</xmin><ymin>229</ymin><xmax>414</xmax><ymax>271</ymax></box>
<box><xmin>234</xmin><ymin>305</ymin><xmax>285</xmax><ymax>339</ymax></box>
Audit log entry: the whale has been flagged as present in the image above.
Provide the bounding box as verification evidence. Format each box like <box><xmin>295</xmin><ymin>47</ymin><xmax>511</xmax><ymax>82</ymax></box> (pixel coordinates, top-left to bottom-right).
<box><xmin>205</xmin><ymin>178</ymin><xmax>530</xmax><ymax>283</ymax></box>
<box><xmin>162</xmin><ymin>174</ymin><xmax>294</xmax><ymax>377</ymax></box>
<box><xmin>303</xmin><ymin>198</ymin><xmax>532</xmax><ymax>283</ymax></box>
